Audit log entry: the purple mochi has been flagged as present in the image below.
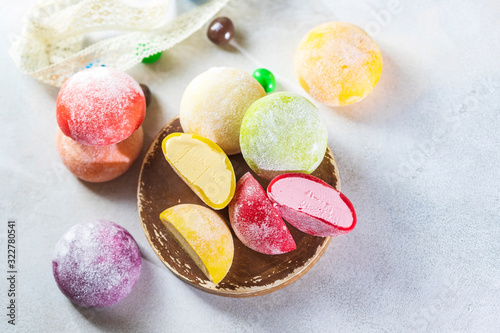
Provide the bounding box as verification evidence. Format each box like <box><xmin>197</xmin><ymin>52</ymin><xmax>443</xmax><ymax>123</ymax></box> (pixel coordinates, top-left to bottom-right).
<box><xmin>52</xmin><ymin>220</ymin><xmax>142</xmax><ymax>308</ymax></box>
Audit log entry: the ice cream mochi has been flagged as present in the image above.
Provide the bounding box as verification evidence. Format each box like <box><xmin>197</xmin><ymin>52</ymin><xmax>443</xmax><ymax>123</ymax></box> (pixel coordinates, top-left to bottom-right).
<box><xmin>56</xmin><ymin>126</ymin><xmax>143</xmax><ymax>182</ymax></box>
<box><xmin>56</xmin><ymin>67</ymin><xmax>146</xmax><ymax>146</ymax></box>
<box><xmin>179</xmin><ymin>67</ymin><xmax>266</xmax><ymax>155</ymax></box>
<box><xmin>295</xmin><ymin>22</ymin><xmax>383</xmax><ymax>106</ymax></box>
<box><xmin>162</xmin><ymin>133</ymin><xmax>236</xmax><ymax>210</ymax></box>
<box><xmin>268</xmin><ymin>173</ymin><xmax>356</xmax><ymax>237</ymax></box>
<box><xmin>160</xmin><ymin>204</ymin><xmax>234</xmax><ymax>285</ymax></box>
<box><xmin>240</xmin><ymin>92</ymin><xmax>328</xmax><ymax>180</ymax></box>
<box><xmin>52</xmin><ymin>220</ymin><xmax>142</xmax><ymax>308</ymax></box>
<box><xmin>229</xmin><ymin>172</ymin><xmax>296</xmax><ymax>255</ymax></box>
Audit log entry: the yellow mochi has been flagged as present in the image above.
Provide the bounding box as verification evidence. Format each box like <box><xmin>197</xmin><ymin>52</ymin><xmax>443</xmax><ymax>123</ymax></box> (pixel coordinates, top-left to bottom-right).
<box><xmin>160</xmin><ymin>204</ymin><xmax>234</xmax><ymax>285</ymax></box>
<box><xmin>162</xmin><ymin>132</ymin><xmax>236</xmax><ymax>210</ymax></box>
<box><xmin>295</xmin><ymin>22</ymin><xmax>383</xmax><ymax>106</ymax></box>
<box><xmin>179</xmin><ymin>67</ymin><xmax>266</xmax><ymax>155</ymax></box>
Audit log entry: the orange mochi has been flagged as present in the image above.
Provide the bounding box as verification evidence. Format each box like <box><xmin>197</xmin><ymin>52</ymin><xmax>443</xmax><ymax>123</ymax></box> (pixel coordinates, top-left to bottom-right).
<box><xmin>160</xmin><ymin>204</ymin><xmax>234</xmax><ymax>285</ymax></box>
<box><xmin>295</xmin><ymin>22</ymin><xmax>383</xmax><ymax>106</ymax></box>
<box><xmin>56</xmin><ymin>126</ymin><xmax>143</xmax><ymax>182</ymax></box>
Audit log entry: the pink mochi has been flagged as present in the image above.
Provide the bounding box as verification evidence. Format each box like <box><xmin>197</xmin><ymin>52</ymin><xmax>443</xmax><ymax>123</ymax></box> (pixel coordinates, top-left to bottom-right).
<box><xmin>228</xmin><ymin>172</ymin><xmax>296</xmax><ymax>255</ymax></box>
<box><xmin>267</xmin><ymin>173</ymin><xmax>356</xmax><ymax>237</ymax></box>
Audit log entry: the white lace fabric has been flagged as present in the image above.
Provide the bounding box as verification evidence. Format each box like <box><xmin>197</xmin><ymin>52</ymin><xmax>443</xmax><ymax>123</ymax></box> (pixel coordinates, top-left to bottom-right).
<box><xmin>10</xmin><ymin>0</ymin><xmax>230</xmax><ymax>87</ymax></box>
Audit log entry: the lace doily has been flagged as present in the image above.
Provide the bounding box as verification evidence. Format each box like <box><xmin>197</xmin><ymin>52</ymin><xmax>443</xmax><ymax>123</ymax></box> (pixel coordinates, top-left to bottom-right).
<box><xmin>9</xmin><ymin>0</ymin><xmax>230</xmax><ymax>87</ymax></box>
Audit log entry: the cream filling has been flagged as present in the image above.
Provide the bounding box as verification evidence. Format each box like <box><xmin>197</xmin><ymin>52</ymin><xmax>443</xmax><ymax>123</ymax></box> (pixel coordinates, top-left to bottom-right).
<box><xmin>165</xmin><ymin>135</ymin><xmax>231</xmax><ymax>205</ymax></box>
<box><xmin>161</xmin><ymin>216</ymin><xmax>212</xmax><ymax>282</ymax></box>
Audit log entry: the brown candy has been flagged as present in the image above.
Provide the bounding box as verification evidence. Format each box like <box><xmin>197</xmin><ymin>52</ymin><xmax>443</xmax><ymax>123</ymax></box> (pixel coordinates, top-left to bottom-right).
<box><xmin>140</xmin><ymin>83</ymin><xmax>152</xmax><ymax>107</ymax></box>
<box><xmin>207</xmin><ymin>17</ymin><xmax>234</xmax><ymax>45</ymax></box>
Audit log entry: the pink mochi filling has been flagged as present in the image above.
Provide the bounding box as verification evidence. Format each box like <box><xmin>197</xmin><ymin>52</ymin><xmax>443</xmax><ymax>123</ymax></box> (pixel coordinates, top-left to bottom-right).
<box><xmin>268</xmin><ymin>173</ymin><xmax>356</xmax><ymax>237</ymax></box>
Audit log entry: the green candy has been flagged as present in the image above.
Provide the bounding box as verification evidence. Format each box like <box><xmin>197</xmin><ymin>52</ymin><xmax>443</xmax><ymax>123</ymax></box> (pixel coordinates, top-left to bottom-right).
<box><xmin>141</xmin><ymin>51</ymin><xmax>162</xmax><ymax>64</ymax></box>
<box><xmin>240</xmin><ymin>92</ymin><xmax>328</xmax><ymax>180</ymax></box>
<box><xmin>252</xmin><ymin>68</ymin><xmax>276</xmax><ymax>93</ymax></box>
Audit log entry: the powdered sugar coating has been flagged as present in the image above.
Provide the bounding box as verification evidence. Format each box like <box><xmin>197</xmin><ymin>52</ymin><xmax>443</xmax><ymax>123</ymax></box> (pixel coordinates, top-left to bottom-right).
<box><xmin>240</xmin><ymin>92</ymin><xmax>328</xmax><ymax>180</ymax></box>
<box><xmin>179</xmin><ymin>67</ymin><xmax>266</xmax><ymax>155</ymax></box>
<box><xmin>52</xmin><ymin>220</ymin><xmax>142</xmax><ymax>308</ymax></box>
<box><xmin>56</xmin><ymin>126</ymin><xmax>143</xmax><ymax>182</ymax></box>
<box><xmin>228</xmin><ymin>172</ymin><xmax>296</xmax><ymax>255</ymax></box>
<box><xmin>56</xmin><ymin>67</ymin><xmax>146</xmax><ymax>146</ymax></box>
<box><xmin>295</xmin><ymin>22</ymin><xmax>383</xmax><ymax>106</ymax></box>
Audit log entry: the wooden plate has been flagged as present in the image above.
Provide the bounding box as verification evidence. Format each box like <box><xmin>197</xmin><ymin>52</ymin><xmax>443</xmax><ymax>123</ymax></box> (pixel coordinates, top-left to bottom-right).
<box><xmin>137</xmin><ymin>117</ymin><xmax>341</xmax><ymax>297</ymax></box>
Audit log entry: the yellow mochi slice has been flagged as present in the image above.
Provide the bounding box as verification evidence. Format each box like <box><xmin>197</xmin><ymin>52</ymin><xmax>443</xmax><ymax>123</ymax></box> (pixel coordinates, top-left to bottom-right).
<box><xmin>162</xmin><ymin>132</ymin><xmax>236</xmax><ymax>210</ymax></box>
<box><xmin>160</xmin><ymin>204</ymin><xmax>234</xmax><ymax>285</ymax></box>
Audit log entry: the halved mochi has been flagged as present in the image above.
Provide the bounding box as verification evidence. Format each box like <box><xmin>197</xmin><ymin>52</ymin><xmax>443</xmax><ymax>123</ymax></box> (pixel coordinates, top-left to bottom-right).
<box><xmin>162</xmin><ymin>133</ymin><xmax>236</xmax><ymax>210</ymax></box>
<box><xmin>267</xmin><ymin>173</ymin><xmax>356</xmax><ymax>237</ymax></box>
<box><xmin>228</xmin><ymin>172</ymin><xmax>296</xmax><ymax>255</ymax></box>
<box><xmin>160</xmin><ymin>204</ymin><xmax>234</xmax><ymax>285</ymax></box>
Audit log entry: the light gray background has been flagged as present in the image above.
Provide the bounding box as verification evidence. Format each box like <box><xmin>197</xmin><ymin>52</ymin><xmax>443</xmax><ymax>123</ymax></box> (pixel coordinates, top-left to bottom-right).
<box><xmin>1</xmin><ymin>0</ymin><xmax>499</xmax><ymax>332</ymax></box>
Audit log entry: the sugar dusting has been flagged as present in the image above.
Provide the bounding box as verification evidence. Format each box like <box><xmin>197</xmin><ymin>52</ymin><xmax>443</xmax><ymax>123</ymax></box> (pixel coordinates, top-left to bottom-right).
<box><xmin>179</xmin><ymin>67</ymin><xmax>266</xmax><ymax>155</ymax></box>
<box><xmin>52</xmin><ymin>220</ymin><xmax>142</xmax><ymax>308</ymax></box>
<box><xmin>56</xmin><ymin>126</ymin><xmax>143</xmax><ymax>182</ymax></box>
<box><xmin>240</xmin><ymin>92</ymin><xmax>328</xmax><ymax>178</ymax></box>
<box><xmin>295</xmin><ymin>22</ymin><xmax>382</xmax><ymax>106</ymax></box>
<box><xmin>56</xmin><ymin>67</ymin><xmax>145</xmax><ymax>146</ymax></box>
<box><xmin>229</xmin><ymin>173</ymin><xmax>296</xmax><ymax>255</ymax></box>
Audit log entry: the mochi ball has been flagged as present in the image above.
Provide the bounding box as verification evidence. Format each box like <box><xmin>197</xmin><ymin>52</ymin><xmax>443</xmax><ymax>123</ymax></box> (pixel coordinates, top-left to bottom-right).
<box><xmin>179</xmin><ymin>67</ymin><xmax>266</xmax><ymax>155</ymax></box>
<box><xmin>295</xmin><ymin>22</ymin><xmax>383</xmax><ymax>106</ymax></box>
<box><xmin>240</xmin><ymin>92</ymin><xmax>328</xmax><ymax>180</ymax></box>
<box><xmin>56</xmin><ymin>67</ymin><xmax>146</xmax><ymax>146</ymax></box>
<box><xmin>52</xmin><ymin>220</ymin><xmax>142</xmax><ymax>308</ymax></box>
<box><xmin>56</xmin><ymin>126</ymin><xmax>143</xmax><ymax>183</ymax></box>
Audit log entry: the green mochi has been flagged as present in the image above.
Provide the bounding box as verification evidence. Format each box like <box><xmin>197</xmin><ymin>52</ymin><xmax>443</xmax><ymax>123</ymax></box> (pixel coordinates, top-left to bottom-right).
<box><xmin>240</xmin><ymin>92</ymin><xmax>328</xmax><ymax>180</ymax></box>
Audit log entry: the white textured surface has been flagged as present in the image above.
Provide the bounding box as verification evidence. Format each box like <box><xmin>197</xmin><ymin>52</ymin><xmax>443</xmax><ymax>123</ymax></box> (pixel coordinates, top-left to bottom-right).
<box><xmin>1</xmin><ymin>0</ymin><xmax>499</xmax><ymax>332</ymax></box>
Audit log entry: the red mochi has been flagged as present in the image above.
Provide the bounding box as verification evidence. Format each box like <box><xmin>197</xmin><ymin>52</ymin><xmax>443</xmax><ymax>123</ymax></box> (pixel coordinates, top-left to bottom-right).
<box><xmin>267</xmin><ymin>173</ymin><xmax>356</xmax><ymax>237</ymax></box>
<box><xmin>228</xmin><ymin>172</ymin><xmax>296</xmax><ymax>255</ymax></box>
<box><xmin>56</xmin><ymin>67</ymin><xmax>146</xmax><ymax>146</ymax></box>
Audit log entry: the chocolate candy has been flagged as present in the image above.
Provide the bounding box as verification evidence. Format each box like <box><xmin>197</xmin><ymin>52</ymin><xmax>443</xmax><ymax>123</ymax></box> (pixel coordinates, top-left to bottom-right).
<box><xmin>139</xmin><ymin>83</ymin><xmax>152</xmax><ymax>106</ymax></box>
<box><xmin>252</xmin><ymin>68</ymin><xmax>276</xmax><ymax>93</ymax></box>
<box><xmin>207</xmin><ymin>17</ymin><xmax>234</xmax><ymax>45</ymax></box>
